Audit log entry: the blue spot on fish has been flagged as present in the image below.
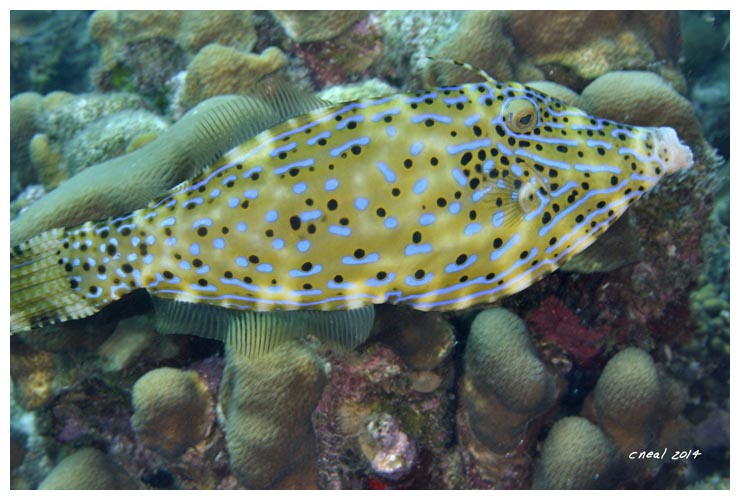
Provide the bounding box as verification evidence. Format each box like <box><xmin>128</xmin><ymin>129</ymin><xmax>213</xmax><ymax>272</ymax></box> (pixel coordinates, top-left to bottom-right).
<box><xmin>325</xmin><ymin>178</ymin><xmax>339</xmax><ymax>191</ymax></box>
<box><xmin>307</xmin><ymin>131</ymin><xmax>331</xmax><ymax>145</ymax></box>
<box><xmin>419</xmin><ymin>213</ymin><xmax>435</xmax><ymax>226</ymax></box>
<box><xmin>410</xmin><ymin>142</ymin><xmax>424</xmax><ymax>156</ymax></box>
<box><xmin>464</xmin><ymin>223</ymin><xmax>482</xmax><ymax>236</ymax></box>
<box><xmin>342</xmin><ymin>253</ymin><xmax>379</xmax><ymax>265</ymax></box>
<box><xmin>329</xmin><ymin>225</ymin><xmax>352</xmax><ymax>237</ymax></box>
<box><xmin>413</xmin><ymin>178</ymin><xmax>428</xmax><ymax>195</ymax></box>
<box><xmin>384</xmin><ymin>217</ymin><xmax>398</xmax><ymax>229</ymax></box>
<box><xmin>213</xmin><ymin>238</ymin><xmax>225</xmax><ymax>249</ymax></box>
<box><xmin>376</xmin><ymin>161</ymin><xmax>397</xmax><ymax>183</ymax></box>
<box><xmin>354</xmin><ymin>197</ymin><xmax>369</xmax><ymax>211</ymax></box>
<box><xmin>404</xmin><ymin>243</ymin><xmax>433</xmax><ymax>256</ymax></box>
<box><xmin>293</xmin><ymin>182</ymin><xmax>307</xmax><ymax>194</ymax></box>
<box><xmin>265</xmin><ymin>210</ymin><xmax>279</xmax><ymax>223</ymax></box>
<box><xmin>297</xmin><ymin>240</ymin><xmax>311</xmax><ymax>253</ymax></box>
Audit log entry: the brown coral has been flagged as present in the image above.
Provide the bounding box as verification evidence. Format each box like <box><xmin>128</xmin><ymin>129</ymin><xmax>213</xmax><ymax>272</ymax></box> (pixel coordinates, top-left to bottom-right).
<box><xmin>508</xmin><ymin>11</ymin><xmax>682</xmax><ymax>85</ymax></box>
<box><xmin>88</xmin><ymin>11</ymin><xmax>257</xmax><ymax>94</ymax></box>
<box><xmin>219</xmin><ymin>341</ymin><xmax>327</xmax><ymax>489</ymax></box>
<box><xmin>183</xmin><ymin>44</ymin><xmax>288</xmax><ymax>107</ymax></box>
<box><xmin>10</xmin><ymin>92</ymin><xmax>43</xmax><ymax>196</ymax></box>
<box><xmin>427</xmin><ymin>11</ymin><xmax>515</xmax><ymax>85</ymax></box>
<box><xmin>10</xmin><ymin>342</ymin><xmax>57</xmax><ymax>410</ymax></box>
<box><xmin>579</xmin><ymin>70</ymin><xmax>704</xmax><ymax>147</ymax></box>
<box><xmin>272</xmin><ymin>10</ymin><xmax>365</xmax><ymax>43</ymax></box>
<box><xmin>39</xmin><ymin>447</ymin><xmax>138</xmax><ymax>489</ymax></box>
<box><xmin>131</xmin><ymin>367</ymin><xmax>213</xmax><ymax>458</ymax></box>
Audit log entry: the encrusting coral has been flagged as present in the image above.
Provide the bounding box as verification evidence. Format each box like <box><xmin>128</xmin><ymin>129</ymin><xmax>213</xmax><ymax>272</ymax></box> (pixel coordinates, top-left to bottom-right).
<box><xmin>39</xmin><ymin>447</ymin><xmax>139</xmax><ymax>489</ymax></box>
<box><xmin>531</xmin><ymin>416</ymin><xmax>620</xmax><ymax>489</ymax></box>
<box><xmin>218</xmin><ymin>340</ymin><xmax>327</xmax><ymax>489</ymax></box>
<box><xmin>131</xmin><ymin>367</ymin><xmax>213</xmax><ymax>458</ymax></box>
<box><xmin>461</xmin><ymin>308</ymin><xmax>561</xmax><ymax>453</ymax></box>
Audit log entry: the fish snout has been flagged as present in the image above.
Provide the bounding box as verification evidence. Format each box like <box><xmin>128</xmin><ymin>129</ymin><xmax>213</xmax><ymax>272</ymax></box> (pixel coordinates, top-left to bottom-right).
<box><xmin>653</xmin><ymin>126</ymin><xmax>694</xmax><ymax>174</ymax></box>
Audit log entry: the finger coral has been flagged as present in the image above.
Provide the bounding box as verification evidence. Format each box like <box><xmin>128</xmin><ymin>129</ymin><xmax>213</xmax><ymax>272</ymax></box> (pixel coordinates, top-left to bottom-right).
<box><xmin>39</xmin><ymin>447</ymin><xmax>138</xmax><ymax>489</ymax></box>
<box><xmin>131</xmin><ymin>367</ymin><xmax>213</xmax><ymax>458</ymax></box>
<box><xmin>218</xmin><ymin>341</ymin><xmax>327</xmax><ymax>489</ymax></box>
<box><xmin>531</xmin><ymin>416</ymin><xmax>619</xmax><ymax>489</ymax></box>
<box><xmin>461</xmin><ymin>308</ymin><xmax>561</xmax><ymax>453</ymax></box>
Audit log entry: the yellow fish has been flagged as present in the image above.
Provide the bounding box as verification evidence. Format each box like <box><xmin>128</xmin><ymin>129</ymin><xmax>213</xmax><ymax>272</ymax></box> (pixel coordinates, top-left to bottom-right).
<box><xmin>11</xmin><ymin>69</ymin><xmax>693</xmax><ymax>356</ymax></box>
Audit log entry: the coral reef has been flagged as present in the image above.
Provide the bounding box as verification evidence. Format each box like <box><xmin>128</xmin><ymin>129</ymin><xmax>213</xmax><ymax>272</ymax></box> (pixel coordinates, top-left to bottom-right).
<box><xmin>371</xmin><ymin>305</ymin><xmax>454</xmax><ymax>371</ymax></box>
<box><xmin>39</xmin><ymin>447</ymin><xmax>139</xmax><ymax>489</ymax></box>
<box><xmin>8</xmin><ymin>9</ymin><xmax>728</xmax><ymax>491</ymax></box>
<box><xmin>131</xmin><ymin>367</ymin><xmax>214</xmax><ymax>458</ymax></box>
<box><xmin>526</xmin><ymin>296</ymin><xmax>608</xmax><ymax>368</ymax></box>
<box><xmin>508</xmin><ymin>11</ymin><xmax>682</xmax><ymax>88</ymax></box>
<box><xmin>579</xmin><ymin>70</ymin><xmax>705</xmax><ymax>148</ymax></box>
<box><xmin>10</xmin><ymin>11</ymin><xmax>98</xmax><ymax>96</ymax></box>
<box><xmin>272</xmin><ymin>11</ymin><xmax>365</xmax><ymax>43</ymax></box>
<box><xmin>88</xmin><ymin>11</ymin><xmax>257</xmax><ymax>105</ymax></box>
<box><xmin>427</xmin><ymin>11</ymin><xmax>515</xmax><ymax>85</ymax></box>
<box><xmin>532</xmin><ymin>416</ymin><xmax>620</xmax><ymax>489</ymax></box>
<box><xmin>461</xmin><ymin>308</ymin><xmax>562</xmax><ymax>454</ymax></box>
<box><xmin>10</xmin><ymin>92</ymin><xmax>43</xmax><ymax>198</ymax></box>
<box><xmin>590</xmin><ymin>347</ymin><xmax>662</xmax><ymax>451</ymax></box>
<box><xmin>218</xmin><ymin>341</ymin><xmax>326</xmax><ymax>489</ymax></box>
<box><xmin>291</xmin><ymin>14</ymin><xmax>384</xmax><ymax>89</ymax></box>
<box><xmin>183</xmin><ymin>44</ymin><xmax>288</xmax><ymax>107</ymax></box>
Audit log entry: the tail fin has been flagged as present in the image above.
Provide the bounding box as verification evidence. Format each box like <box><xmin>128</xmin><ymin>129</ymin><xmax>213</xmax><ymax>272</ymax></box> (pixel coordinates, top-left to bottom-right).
<box><xmin>11</xmin><ymin>227</ymin><xmax>99</xmax><ymax>334</ymax></box>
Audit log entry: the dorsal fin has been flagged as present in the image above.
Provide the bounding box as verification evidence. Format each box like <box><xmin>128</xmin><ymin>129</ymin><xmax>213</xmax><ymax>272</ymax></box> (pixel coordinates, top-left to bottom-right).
<box><xmin>183</xmin><ymin>79</ymin><xmax>333</xmax><ymax>177</ymax></box>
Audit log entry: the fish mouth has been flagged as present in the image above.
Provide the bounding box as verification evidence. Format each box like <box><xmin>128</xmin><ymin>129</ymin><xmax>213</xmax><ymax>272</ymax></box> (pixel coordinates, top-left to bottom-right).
<box><xmin>653</xmin><ymin>126</ymin><xmax>694</xmax><ymax>174</ymax></box>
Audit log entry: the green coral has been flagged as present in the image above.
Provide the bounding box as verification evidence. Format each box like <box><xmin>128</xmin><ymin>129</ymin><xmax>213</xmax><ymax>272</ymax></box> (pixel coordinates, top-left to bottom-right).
<box><xmin>219</xmin><ymin>341</ymin><xmax>327</xmax><ymax>488</ymax></box>
<box><xmin>462</xmin><ymin>308</ymin><xmax>560</xmax><ymax>453</ymax></box>
<box><xmin>131</xmin><ymin>367</ymin><xmax>213</xmax><ymax>458</ymax></box>
<box><xmin>532</xmin><ymin>417</ymin><xmax>619</xmax><ymax>489</ymax></box>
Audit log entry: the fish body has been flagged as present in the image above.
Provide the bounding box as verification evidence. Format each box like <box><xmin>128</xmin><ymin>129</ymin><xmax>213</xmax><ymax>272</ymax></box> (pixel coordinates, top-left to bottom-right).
<box><xmin>11</xmin><ymin>78</ymin><xmax>693</xmax><ymax>333</ymax></box>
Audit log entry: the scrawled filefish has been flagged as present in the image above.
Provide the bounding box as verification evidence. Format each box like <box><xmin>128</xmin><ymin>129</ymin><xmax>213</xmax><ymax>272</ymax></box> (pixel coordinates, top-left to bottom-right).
<box><xmin>11</xmin><ymin>68</ymin><xmax>693</xmax><ymax>356</ymax></box>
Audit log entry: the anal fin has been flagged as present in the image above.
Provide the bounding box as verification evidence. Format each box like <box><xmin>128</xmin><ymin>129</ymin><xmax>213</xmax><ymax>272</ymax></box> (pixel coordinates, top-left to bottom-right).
<box><xmin>151</xmin><ymin>297</ymin><xmax>374</xmax><ymax>358</ymax></box>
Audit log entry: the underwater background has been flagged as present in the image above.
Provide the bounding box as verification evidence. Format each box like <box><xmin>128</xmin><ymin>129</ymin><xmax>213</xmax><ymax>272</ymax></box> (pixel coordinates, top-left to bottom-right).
<box><xmin>9</xmin><ymin>10</ymin><xmax>729</xmax><ymax>489</ymax></box>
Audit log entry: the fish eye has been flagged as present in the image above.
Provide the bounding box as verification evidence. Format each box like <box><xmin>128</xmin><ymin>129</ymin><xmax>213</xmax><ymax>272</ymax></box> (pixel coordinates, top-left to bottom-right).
<box><xmin>504</xmin><ymin>98</ymin><xmax>538</xmax><ymax>134</ymax></box>
<box><xmin>517</xmin><ymin>180</ymin><xmax>541</xmax><ymax>214</ymax></box>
